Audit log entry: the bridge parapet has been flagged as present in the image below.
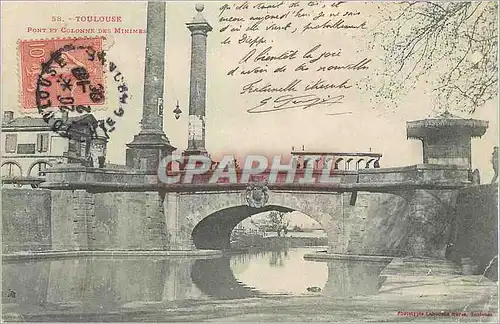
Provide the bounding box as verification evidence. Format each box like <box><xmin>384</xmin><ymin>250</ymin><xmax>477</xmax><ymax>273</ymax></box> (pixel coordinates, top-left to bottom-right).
<box><xmin>41</xmin><ymin>163</ymin><xmax>471</xmax><ymax>193</ymax></box>
<box><xmin>43</xmin><ymin>164</ymin><xmax>152</xmax><ymax>186</ymax></box>
<box><xmin>290</xmin><ymin>151</ymin><xmax>382</xmax><ymax>170</ymax></box>
<box><xmin>357</xmin><ymin>164</ymin><xmax>470</xmax><ymax>183</ymax></box>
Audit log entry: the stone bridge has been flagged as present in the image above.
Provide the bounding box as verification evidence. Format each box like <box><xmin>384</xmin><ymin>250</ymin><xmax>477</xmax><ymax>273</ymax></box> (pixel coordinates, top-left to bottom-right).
<box><xmin>32</xmin><ymin>163</ymin><xmax>470</xmax><ymax>258</ymax></box>
<box><xmin>1</xmin><ymin>0</ymin><xmax>490</xmax><ymax>261</ymax></box>
<box><xmin>163</xmin><ymin>164</ymin><xmax>467</xmax><ymax>256</ymax></box>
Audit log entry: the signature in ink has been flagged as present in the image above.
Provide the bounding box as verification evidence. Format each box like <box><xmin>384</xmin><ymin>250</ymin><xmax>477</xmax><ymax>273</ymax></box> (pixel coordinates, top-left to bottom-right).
<box><xmin>247</xmin><ymin>94</ymin><xmax>346</xmax><ymax>114</ymax></box>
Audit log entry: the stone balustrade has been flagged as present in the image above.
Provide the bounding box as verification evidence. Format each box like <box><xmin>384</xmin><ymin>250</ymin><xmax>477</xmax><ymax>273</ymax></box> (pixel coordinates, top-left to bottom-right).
<box><xmin>41</xmin><ymin>163</ymin><xmax>471</xmax><ymax>192</ymax></box>
<box><xmin>290</xmin><ymin>151</ymin><xmax>382</xmax><ymax>170</ymax></box>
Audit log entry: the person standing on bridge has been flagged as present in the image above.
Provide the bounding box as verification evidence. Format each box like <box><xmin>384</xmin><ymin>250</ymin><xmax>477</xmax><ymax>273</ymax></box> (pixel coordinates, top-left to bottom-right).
<box><xmin>491</xmin><ymin>147</ymin><xmax>498</xmax><ymax>184</ymax></box>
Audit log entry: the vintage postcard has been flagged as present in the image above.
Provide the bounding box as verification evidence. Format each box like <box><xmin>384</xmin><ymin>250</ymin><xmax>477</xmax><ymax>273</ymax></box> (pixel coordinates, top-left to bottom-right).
<box><xmin>1</xmin><ymin>0</ymin><xmax>498</xmax><ymax>322</ymax></box>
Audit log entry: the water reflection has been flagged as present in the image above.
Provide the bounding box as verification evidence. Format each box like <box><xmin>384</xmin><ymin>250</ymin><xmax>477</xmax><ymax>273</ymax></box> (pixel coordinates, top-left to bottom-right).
<box><xmin>269</xmin><ymin>250</ymin><xmax>288</xmax><ymax>267</ymax></box>
<box><xmin>228</xmin><ymin>248</ymin><xmax>328</xmax><ymax>296</ymax></box>
<box><xmin>2</xmin><ymin>248</ymin><xmax>390</xmax><ymax>313</ymax></box>
<box><xmin>191</xmin><ymin>257</ymin><xmax>260</xmax><ymax>299</ymax></box>
<box><xmin>322</xmin><ymin>259</ymin><xmax>390</xmax><ymax>297</ymax></box>
<box><xmin>2</xmin><ymin>258</ymin><xmax>207</xmax><ymax>312</ymax></box>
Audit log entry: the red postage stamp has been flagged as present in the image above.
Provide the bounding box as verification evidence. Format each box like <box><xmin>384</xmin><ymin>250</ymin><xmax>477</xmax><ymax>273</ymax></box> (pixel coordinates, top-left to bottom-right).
<box><xmin>19</xmin><ymin>37</ymin><xmax>105</xmax><ymax>110</ymax></box>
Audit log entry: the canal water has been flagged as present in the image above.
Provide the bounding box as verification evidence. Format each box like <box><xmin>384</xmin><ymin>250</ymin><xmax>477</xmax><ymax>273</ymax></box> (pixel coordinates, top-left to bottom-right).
<box><xmin>2</xmin><ymin>247</ymin><xmax>390</xmax><ymax>314</ymax></box>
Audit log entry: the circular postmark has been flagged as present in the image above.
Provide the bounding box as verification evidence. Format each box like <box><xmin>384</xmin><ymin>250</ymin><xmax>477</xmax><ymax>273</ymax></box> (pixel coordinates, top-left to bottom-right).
<box><xmin>34</xmin><ymin>37</ymin><xmax>129</xmax><ymax>142</ymax></box>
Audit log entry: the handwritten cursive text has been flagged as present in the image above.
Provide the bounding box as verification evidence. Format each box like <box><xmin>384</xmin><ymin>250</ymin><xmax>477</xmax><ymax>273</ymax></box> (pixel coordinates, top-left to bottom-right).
<box><xmin>247</xmin><ymin>94</ymin><xmax>345</xmax><ymax>113</ymax></box>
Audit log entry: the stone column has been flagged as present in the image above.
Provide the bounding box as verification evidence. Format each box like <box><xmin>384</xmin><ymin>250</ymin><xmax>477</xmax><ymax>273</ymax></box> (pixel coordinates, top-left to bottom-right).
<box><xmin>141</xmin><ymin>1</ymin><xmax>166</xmax><ymax>132</ymax></box>
<box><xmin>126</xmin><ymin>1</ymin><xmax>176</xmax><ymax>172</ymax></box>
<box><xmin>183</xmin><ymin>4</ymin><xmax>212</xmax><ymax>156</ymax></box>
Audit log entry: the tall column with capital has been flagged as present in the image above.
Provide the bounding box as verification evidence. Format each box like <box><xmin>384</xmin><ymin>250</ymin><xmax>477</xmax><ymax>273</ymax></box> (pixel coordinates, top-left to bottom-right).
<box><xmin>183</xmin><ymin>4</ymin><xmax>212</xmax><ymax>156</ymax></box>
<box><xmin>126</xmin><ymin>1</ymin><xmax>176</xmax><ymax>172</ymax></box>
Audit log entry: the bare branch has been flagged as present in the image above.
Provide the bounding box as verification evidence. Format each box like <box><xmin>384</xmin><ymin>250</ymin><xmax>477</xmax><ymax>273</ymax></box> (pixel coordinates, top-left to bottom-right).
<box><xmin>369</xmin><ymin>1</ymin><xmax>498</xmax><ymax>114</ymax></box>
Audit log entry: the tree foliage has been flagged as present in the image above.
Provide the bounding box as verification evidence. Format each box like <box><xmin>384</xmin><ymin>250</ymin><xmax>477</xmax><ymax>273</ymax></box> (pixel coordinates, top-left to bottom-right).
<box><xmin>266</xmin><ymin>211</ymin><xmax>290</xmax><ymax>237</ymax></box>
<box><xmin>370</xmin><ymin>1</ymin><xmax>498</xmax><ymax>114</ymax></box>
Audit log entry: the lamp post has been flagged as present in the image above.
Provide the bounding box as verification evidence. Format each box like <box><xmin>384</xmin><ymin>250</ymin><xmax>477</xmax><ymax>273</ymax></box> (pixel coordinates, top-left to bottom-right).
<box><xmin>173</xmin><ymin>100</ymin><xmax>182</xmax><ymax>119</ymax></box>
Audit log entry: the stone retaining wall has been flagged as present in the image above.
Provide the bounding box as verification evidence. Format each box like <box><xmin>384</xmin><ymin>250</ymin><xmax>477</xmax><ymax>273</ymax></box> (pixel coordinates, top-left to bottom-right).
<box><xmin>2</xmin><ymin>188</ymin><xmax>52</xmax><ymax>253</ymax></box>
<box><xmin>448</xmin><ymin>184</ymin><xmax>498</xmax><ymax>280</ymax></box>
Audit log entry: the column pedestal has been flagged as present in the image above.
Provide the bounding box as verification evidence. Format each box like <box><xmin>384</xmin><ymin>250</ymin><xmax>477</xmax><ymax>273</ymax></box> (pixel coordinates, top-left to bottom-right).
<box><xmin>126</xmin><ymin>132</ymin><xmax>176</xmax><ymax>173</ymax></box>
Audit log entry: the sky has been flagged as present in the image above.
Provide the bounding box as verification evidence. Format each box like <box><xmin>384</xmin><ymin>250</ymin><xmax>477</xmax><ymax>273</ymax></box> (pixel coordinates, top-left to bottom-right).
<box><xmin>1</xmin><ymin>1</ymin><xmax>498</xmax><ymax>183</ymax></box>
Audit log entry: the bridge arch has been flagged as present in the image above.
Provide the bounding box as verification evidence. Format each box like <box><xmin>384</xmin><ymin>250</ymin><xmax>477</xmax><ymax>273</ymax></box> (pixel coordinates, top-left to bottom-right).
<box><xmin>185</xmin><ymin>191</ymin><xmax>342</xmax><ymax>251</ymax></box>
<box><xmin>192</xmin><ymin>205</ymin><xmax>327</xmax><ymax>250</ymax></box>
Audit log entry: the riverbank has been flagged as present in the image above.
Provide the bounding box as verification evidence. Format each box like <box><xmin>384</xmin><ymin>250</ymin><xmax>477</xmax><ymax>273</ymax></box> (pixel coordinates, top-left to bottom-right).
<box><xmin>2</xmin><ymin>249</ymin><xmax>223</xmax><ymax>261</ymax></box>
<box><xmin>304</xmin><ymin>251</ymin><xmax>393</xmax><ymax>262</ymax></box>
<box><xmin>231</xmin><ymin>235</ymin><xmax>328</xmax><ymax>251</ymax></box>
